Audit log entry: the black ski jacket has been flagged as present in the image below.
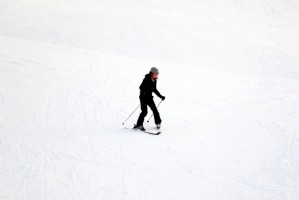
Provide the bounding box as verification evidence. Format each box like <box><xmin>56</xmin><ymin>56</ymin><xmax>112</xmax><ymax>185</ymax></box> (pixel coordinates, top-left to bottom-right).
<box><xmin>139</xmin><ymin>74</ymin><xmax>163</xmax><ymax>99</ymax></box>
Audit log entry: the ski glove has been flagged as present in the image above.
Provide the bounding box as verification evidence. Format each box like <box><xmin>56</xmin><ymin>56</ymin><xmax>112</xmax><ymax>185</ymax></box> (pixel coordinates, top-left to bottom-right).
<box><xmin>161</xmin><ymin>96</ymin><xmax>165</xmax><ymax>101</ymax></box>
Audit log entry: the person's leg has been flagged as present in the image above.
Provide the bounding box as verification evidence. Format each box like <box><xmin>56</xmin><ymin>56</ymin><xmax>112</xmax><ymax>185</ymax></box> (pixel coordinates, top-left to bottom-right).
<box><xmin>136</xmin><ymin>99</ymin><xmax>148</xmax><ymax>127</ymax></box>
<box><xmin>148</xmin><ymin>99</ymin><xmax>161</xmax><ymax>125</ymax></box>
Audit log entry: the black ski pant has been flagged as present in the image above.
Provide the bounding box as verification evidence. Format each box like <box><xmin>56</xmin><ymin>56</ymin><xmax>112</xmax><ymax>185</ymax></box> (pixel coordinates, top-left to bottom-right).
<box><xmin>136</xmin><ymin>96</ymin><xmax>161</xmax><ymax>126</ymax></box>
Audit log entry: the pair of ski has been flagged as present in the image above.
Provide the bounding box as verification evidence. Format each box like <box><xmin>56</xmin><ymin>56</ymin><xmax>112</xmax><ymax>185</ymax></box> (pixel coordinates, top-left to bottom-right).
<box><xmin>125</xmin><ymin>126</ymin><xmax>161</xmax><ymax>135</ymax></box>
<box><xmin>140</xmin><ymin>129</ymin><xmax>161</xmax><ymax>135</ymax></box>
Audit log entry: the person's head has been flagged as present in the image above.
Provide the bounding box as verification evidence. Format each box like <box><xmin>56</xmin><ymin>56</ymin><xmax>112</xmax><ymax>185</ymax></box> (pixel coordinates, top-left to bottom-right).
<box><xmin>150</xmin><ymin>67</ymin><xmax>159</xmax><ymax>79</ymax></box>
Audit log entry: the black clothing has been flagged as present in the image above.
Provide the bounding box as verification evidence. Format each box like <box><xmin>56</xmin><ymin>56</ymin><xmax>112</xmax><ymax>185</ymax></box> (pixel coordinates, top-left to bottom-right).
<box><xmin>139</xmin><ymin>74</ymin><xmax>163</xmax><ymax>99</ymax></box>
<box><xmin>136</xmin><ymin>96</ymin><xmax>161</xmax><ymax>126</ymax></box>
<box><xmin>136</xmin><ymin>74</ymin><xmax>163</xmax><ymax>126</ymax></box>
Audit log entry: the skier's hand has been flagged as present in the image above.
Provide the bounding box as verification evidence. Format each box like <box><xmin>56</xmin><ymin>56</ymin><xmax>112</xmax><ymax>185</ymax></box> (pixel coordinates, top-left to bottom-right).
<box><xmin>161</xmin><ymin>96</ymin><xmax>165</xmax><ymax>101</ymax></box>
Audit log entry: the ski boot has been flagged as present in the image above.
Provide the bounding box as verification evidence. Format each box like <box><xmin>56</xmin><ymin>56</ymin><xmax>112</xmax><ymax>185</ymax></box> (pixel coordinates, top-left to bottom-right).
<box><xmin>156</xmin><ymin>123</ymin><xmax>161</xmax><ymax>129</ymax></box>
<box><xmin>133</xmin><ymin>124</ymin><xmax>145</xmax><ymax>131</ymax></box>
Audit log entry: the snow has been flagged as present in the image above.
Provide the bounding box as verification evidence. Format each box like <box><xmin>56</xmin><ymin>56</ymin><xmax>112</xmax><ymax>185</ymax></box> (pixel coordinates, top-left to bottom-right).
<box><xmin>1</xmin><ymin>0</ymin><xmax>299</xmax><ymax>199</ymax></box>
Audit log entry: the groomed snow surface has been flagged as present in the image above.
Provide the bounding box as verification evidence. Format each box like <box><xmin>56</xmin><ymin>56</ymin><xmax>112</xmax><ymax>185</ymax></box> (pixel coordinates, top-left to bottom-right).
<box><xmin>1</xmin><ymin>0</ymin><xmax>299</xmax><ymax>199</ymax></box>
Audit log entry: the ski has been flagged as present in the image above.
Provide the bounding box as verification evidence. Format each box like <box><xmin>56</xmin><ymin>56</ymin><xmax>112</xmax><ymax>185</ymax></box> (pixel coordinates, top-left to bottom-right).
<box><xmin>143</xmin><ymin>130</ymin><xmax>161</xmax><ymax>135</ymax></box>
<box><xmin>144</xmin><ymin>127</ymin><xmax>161</xmax><ymax>135</ymax></box>
<box><xmin>123</xmin><ymin>127</ymin><xmax>161</xmax><ymax>135</ymax></box>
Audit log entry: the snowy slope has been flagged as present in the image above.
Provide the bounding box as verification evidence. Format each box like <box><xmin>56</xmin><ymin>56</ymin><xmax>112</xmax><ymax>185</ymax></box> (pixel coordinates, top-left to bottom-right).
<box><xmin>1</xmin><ymin>1</ymin><xmax>299</xmax><ymax>200</ymax></box>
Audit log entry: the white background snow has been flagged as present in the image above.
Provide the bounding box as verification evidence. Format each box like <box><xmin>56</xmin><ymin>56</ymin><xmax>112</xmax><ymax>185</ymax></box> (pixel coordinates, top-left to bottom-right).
<box><xmin>1</xmin><ymin>0</ymin><xmax>299</xmax><ymax>199</ymax></box>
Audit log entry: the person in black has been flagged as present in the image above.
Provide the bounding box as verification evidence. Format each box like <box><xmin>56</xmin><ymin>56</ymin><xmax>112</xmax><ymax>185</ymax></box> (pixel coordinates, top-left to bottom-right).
<box><xmin>134</xmin><ymin>67</ymin><xmax>165</xmax><ymax>131</ymax></box>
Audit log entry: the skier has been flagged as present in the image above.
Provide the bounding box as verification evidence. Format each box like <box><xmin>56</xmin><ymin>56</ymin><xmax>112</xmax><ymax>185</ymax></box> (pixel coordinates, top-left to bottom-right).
<box><xmin>134</xmin><ymin>67</ymin><xmax>165</xmax><ymax>131</ymax></box>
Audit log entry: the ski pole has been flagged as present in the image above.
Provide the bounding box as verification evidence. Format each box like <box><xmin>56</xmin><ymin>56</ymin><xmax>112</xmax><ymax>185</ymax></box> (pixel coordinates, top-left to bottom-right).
<box><xmin>147</xmin><ymin>99</ymin><xmax>163</xmax><ymax>123</ymax></box>
<box><xmin>122</xmin><ymin>104</ymin><xmax>140</xmax><ymax>125</ymax></box>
